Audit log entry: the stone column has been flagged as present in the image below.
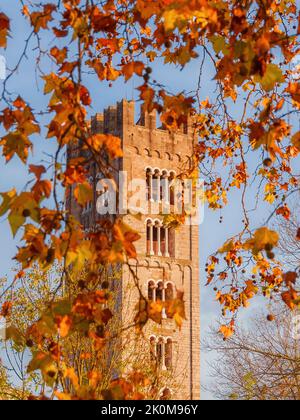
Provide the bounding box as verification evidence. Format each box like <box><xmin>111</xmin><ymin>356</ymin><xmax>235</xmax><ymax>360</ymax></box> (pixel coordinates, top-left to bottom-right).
<box><xmin>157</xmin><ymin>225</ymin><xmax>162</xmax><ymax>256</ymax></box>
<box><xmin>165</xmin><ymin>228</ymin><xmax>170</xmax><ymax>257</ymax></box>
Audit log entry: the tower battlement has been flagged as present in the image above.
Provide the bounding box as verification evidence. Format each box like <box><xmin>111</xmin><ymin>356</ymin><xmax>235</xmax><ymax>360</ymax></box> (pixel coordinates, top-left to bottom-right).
<box><xmin>90</xmin><ymin>100</ymin><xmax>195</xmax><ymax>142</ymax></box>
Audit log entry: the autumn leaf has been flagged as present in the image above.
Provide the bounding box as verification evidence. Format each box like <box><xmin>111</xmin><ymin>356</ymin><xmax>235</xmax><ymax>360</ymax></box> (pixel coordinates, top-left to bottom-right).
<box><xmin>0</xmin><ymin>189</ymin><xmax>17</xmax><ymax>217</ymax></box>
<box><xmin>219</xmin><ymin>324</ymin><xmax>235</xmax><ymax>339</ymax></box>
<box><xmin>254</xmin><ymin>64</ymin><xmax>284</xmax><ymax>91</ymax></box>
<box><xmin>165</xmin><ymin>290</ymin><xmax>186</xmax><ymax>329</ymax></box>
<box><xmin>244</xmin><ymin>227</ymin><xmax>279</xmax><ymax>255</ymax></box>
<box><xmin>292</xmin><ymin>132</ymin><xmax>300</xmax><ymax>150</ymax></box>
<box><xmin>27</xmin><ymin>351</ymin><xmax>58</xmax><ymax>387</ymax></box>
<box><xmin>86</xmin><ymin>134</ymin><xmax>123</xmax><ymax>159</ymax></box>
<box><xmin>30</xmin><ymin>4</ymin><xmax>56</xmax><ymax>33</ymax></box>
<box><xmin>74</xmin><ymin>182</ymin><xmax>93</xmax><ymax>207</ymax></box>
<box><xmin>1</xmin><ymin>301</ymin><xmax>12</xmax><ymax>317</ymax></box>
<box><xmin>281</xmin><ymin>288</ymin><xmax>298</xmax><ymax>310</ymax></box>
<box><xmin>0</xmin><ymin>132</ymin><xmax>33</xmax><ymax>163</ymax></box>
<box><xmin>6</xmin><ymin>325</ymin><xmax>25</xmax><ymax>347</ymax></box>
<box><xmin>218</xmin><ymin>240</ymin><xmax>235</xmax><ymax>254</ymax></box>
<box><xmin>122</xmin><ymin>61</ymin><xmax>144</xmax><ymax>82</ymax></box>
<box><xmin>29</xmin><ymin>165</ymin><xmax>46</xmax><ymax>180</ymax></box>
<box><xmin>276</xmin><ymin>205</ymin><xmax>291</xmax><ymax>220</ymax></box>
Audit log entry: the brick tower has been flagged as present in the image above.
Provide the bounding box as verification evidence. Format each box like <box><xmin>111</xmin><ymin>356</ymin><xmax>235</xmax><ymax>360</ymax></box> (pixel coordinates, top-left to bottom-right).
<box><xmin>67</xmin><ymin>100</ymin><xmax>200</xmax><ymax>400</ymax></box>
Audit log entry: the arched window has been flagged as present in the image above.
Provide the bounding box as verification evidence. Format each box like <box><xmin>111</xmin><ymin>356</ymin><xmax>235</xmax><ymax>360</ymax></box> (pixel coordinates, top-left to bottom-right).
<box><xmin>146</xmin><ymin>219</ymin><xmax>173</xmax><ymax>257</ymax></box>
<box><xmin>148</xmin><ymin>281</ymin><xmax>156</xmax><ymax>301</ymax></box>
<box><xmin>165</xmin><ymin>339</ymin><xmax>172</xmax><ymax>370</ymax></box>
<box><xmin>156</xmin><ymin>339</ymin><xmax>164</xmax><ymax>367</ymax></box>
<box><xmin>145</xmin><ymin>168</ymin><xmax>178</xmax><ymax>205</ymax></box>
<box><xmin>149</xmin><ymin>336</ymin><xmax>173</xmax><ymax>371</ymax></box>
<box><xmin>153</xmin><ymin>170</ymin><xmax>161</xmax><ymax>202</ymax></box>
<box><xmin>165</xmin><ymin>283</ymin><xmax>174</xmax><ymax>302</ymax></box>
<box><xmin>150</xmin><ymin>337</ymin><xmax>156</xmax><ymax>362</ymax></box>
<box><xmin>156</xmin><ymin>281</ymin><xmax>164</xmax><ymax>301</ymax></box>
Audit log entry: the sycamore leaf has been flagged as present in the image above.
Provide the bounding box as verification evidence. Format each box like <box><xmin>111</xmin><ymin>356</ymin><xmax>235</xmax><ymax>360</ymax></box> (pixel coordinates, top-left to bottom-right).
<box><xmin>8</xmin><ymin>192</ymin><xmax>39</xmax><ymax>236</ymax></box>
<box><xmin>0</xmin><ymin>189</ymin><xmax>17</xmax><ymax>217</ymax></box>
<box><xmin>27</xmin><ymin>351</ymin><xmax>58</xmax><ymax>387</ymax></box>
<box><xmin>74</xmin><ymin>182</ymin><xmax>93</xmax><ymax>207</ymax></box>
<box><xmin>122</xmin><ymin>61</ymin><xmax>144</xmax><ymax>82</ymax></box>
<box><xmin>87</xmin><ymin>134</ymin><xmax>123</xmax><ymax>159</ymax></box>
<box><xmin>244</xmin><ymin>227</ymin><xmax>279</xmax><ymax>255</ymax></box>
<box><xmin>210</xmin><ymin>35</ymin><xmax>229</xmax><ymax>55</ymax></box>
<box><xmin>254</xmin><ymin>64</ymin><xmax>284</xmax><ymax>92</ymax></box>
<box><xmin>218</xmin><ymin>240</ymin><xmax>235</xmax><ymax>254</ymax></box>
<box><xmin>0</xmin><ymin>131</ymin><xmax>33</xmax><ymax>163</ymax></box>
<box><xmin>220</xmin><ymin>325</ymin><xmax>234</xmax><ymax>339</ymax></box>
<box><xmin>6</xmin><ymin>326</ymin><xmax>25</xmax><ymax>348</ymax></box>
<box><xmin>8</xmin><ymin>212</ymin><xmax>25</xmax><ymax>237</ymax></box>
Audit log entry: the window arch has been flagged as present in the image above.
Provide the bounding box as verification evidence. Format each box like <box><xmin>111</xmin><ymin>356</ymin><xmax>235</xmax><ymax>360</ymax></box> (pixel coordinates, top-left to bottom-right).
<box><xmin>146</xmin><ymin>219</ymin><xmax>174</xmax><ymax>257</ymax></box>
<box><xmin>148</xmin><ymin>281</ymin><xmax>156</xmax><ymax>301</ymax></box>
<box><xmin>165</xmin><ymin>339</ymin><xmax>172</xmax><ymax>370</ymax></box>
<box><xmin>165</xmin><ymin>282</ymin><xmax>174</xmax><ymax>302</ymax></box>
<box><xmin>146</xmin><ymin>281</ymin><xmax>175</xmax><ymax>318</ymax></box>
<box><xmin>156</xmin><ymin>281</ymin><xmax>164</xmax><ymax>301</ymax></box>
<box><xmin>145</xmin><ymin>167</ymin><xmax>177</xmax><ymax>204</ymax></box>
<box><xmin>149</xmin><ymin>336</ymin><xmax>173</xmax><ymax>371</ymax></box>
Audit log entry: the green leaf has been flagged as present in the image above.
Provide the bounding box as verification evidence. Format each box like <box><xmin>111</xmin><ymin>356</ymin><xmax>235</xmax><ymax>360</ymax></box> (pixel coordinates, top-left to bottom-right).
<box><xmin>210</xmin><ymin>35</ymin><xmax>230</xmax><ymax>55</ymax></box>
<box><xmin>74</xmin><ymin>182</ymin><xmax>93</xmax><ymax>206</ymax></box>
<box><xmin>254</xmin><ymin>64</ymin><xmax>284</xmax><ymax>92</ymax></box>
<box><xmin>8</xmin><ymin>212</ymin><xmax>25</xmax><ymax>237</ymax></box>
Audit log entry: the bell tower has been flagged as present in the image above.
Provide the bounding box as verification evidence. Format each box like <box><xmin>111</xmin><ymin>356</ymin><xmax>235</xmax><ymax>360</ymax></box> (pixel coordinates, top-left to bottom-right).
<box><xmin>67</xmin><ymin>99</ymin><xmax>200</xmax><ymax>400</ymax></box>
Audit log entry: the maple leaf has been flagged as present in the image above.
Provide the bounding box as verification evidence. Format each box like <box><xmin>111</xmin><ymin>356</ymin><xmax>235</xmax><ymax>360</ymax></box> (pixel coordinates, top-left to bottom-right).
<box><xmin>27</xmin><ymin>351</ymin><xmax>58</xmax><ymax>387</ymax></box>
<box><xmin>0</xmin><ymin>189</ymin><xmax>17</xmax><ymax>217</ymax></box>
<box><xmin>276</xmin><ymin>205</ymin><xmax>291</xmax><ymax>220</ymax></box>
<box><xmin>254</xmin><ymin>64</ymin><xmax>284</xmax><ymax>91</ymax></box>
<box><xmin>0</xmin><ymin>132</ymin><xmax>33</xmax><ymax>163</ymax></box>
<box><xmin>30</xmin><ymin>4</ymin><xmax>56</xmax><ymax>33</ymax></box>
<box><xmin>74</xmin><ymin>182</ymin><xmax>93</xmax><ymax>207</ymax></box>
<box><xmin>244</xmin><ymin>227</ymin><xmax>279</xmax><ymax>255</ymax></box>
<box><xmin>219</xmin><ymin>324</ymin><xmax>235</xmax><ymax>339</ymax></box>
<box><xmin>281</xmin><ymin>288</ymin><xmax>298</xmax><ymax>310</ymax></box>
<box><xmin>122</xmin><ymin>61</ymin><xmax>144</xmax><ymax>82</ymax></box>
<box><xmin>86</xmin><ymin>134</ymin><xmax>123</xmax><ymax>159</ymax></box>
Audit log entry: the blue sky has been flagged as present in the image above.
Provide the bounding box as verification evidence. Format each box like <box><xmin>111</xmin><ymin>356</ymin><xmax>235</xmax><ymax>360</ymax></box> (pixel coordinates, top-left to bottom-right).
<box><xmin>0</xmin><ymin>2</ymin><xmax>290</xmax><ymax>400</ymax></box>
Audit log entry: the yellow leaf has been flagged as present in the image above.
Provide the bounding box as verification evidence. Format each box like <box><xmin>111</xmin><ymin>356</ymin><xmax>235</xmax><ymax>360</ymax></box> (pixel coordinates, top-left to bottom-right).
<box><xmin>244</xmin><ymin>227</ymin><xmax>279</xmax><ymax>255</ymax></box>
<box><xmin>74</xmin><ymin>182</ymin><xmax>93</xmax><ymax>206</ymax></box>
